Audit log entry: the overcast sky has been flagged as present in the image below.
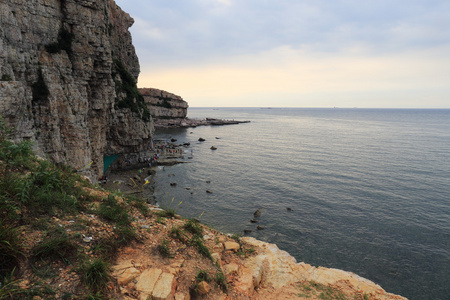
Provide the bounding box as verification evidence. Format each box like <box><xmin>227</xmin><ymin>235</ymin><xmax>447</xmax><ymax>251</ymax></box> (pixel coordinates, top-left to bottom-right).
<box><xmin>115</xmin><ymin>0</ymin><xmax>450</xmax><ymax>108</ymax></box>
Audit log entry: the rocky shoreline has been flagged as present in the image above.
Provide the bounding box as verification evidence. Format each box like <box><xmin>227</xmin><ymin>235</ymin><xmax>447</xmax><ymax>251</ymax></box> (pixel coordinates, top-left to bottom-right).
<box><xmin>153</xmin><ymin>117</ymin><xmax>250</xmax><ymax>129</ymax></box>
<box><xmin>103</xmin><ymin>138</ymin><xmax>407</xmax><ymax>300</ymax></box>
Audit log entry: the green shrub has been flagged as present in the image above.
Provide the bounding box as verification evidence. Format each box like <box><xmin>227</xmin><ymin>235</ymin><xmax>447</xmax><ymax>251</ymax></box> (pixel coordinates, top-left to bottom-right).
<box><xmin>32</xmin><ymin>230</ymin><xmax>78</xmax><ymax>265</ymax></box>
<box><xmin>98</xmin><ymin>195</ymin><xmax>130</xmax><ymax>226</ymax></box>
<box><xmin>195</xmin><ymin>269</ymin><xmax>211</xmax><ymax>283</ymax></box>
<box><xmin>215</xmin><ymin>269</ymin><xmax>227</xmax><ymax>292</ymax></box>
<box><xmin>183</xmin><ymin>219</ymin><xmax>203</xmax><ymax>236</ymax></box>
<box><xmin>156</xmin><ymin>208</ymin><xmax>177</xmax><ymax>219</ymax></box>
<box><xmin>0</xmin><ymin>222</ymin><xmax>22</xmax><ymax>281</ymax></box>
<box><xmin>157</xmin><ymin>238</ymin><xmax>174</xmax><ymax>258</ymax></box>
<box><xmin>113</xmin><ymin>59</ymin><xmax>151</xmax><ymax>122</ymax></box>
<box><xmin>189</xmin><ymin>236</ymin><xmax>212</xmax><ymax>260</ymax></box>
<box><xmin>93</xmin><ymin>226</ymin><xmax>136</xmax><ymax>262</ymax></box>
<box><xmin>170</xmin><ymin>226</ymin><xmax>186</xmax><ymax>242</ymax></box>
<box><xmin>126</xmin><ymin>195</ymin><xmax>150</xmax><ymax>216</ymax></box>
<box><xmin>79</xmin><ymin>258</ymin><xmax>111</xmax><ymax>293</ymax></box>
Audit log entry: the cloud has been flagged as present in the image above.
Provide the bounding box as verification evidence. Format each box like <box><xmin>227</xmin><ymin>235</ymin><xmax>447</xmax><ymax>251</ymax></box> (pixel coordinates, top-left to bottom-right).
<box><xmin>137</xmin><ymin>45</ymin><xmax>450</xmax><ymax>107</ymax></box>
<box><xmin>115</xmin><ymin>0</ymin><xmax>450</xmax><ymax>107</ymax></box>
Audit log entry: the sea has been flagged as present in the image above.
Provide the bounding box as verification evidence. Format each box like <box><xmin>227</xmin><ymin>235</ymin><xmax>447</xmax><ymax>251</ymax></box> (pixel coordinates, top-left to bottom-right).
<box><xmin>152</xmin><ymin>107</ymin><xmax>450</xmax><ymax>300</ymax></box>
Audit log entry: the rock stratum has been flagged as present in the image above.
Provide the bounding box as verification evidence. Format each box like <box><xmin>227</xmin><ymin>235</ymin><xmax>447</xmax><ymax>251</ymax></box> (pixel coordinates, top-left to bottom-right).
<box><xmin>140</xmin><ymin>88</ymin><xmax>189</xmax><ymax>120</ymax></box>
<box><xmin>0</xmin><ymin>0</ymin><xmax>153</xmax><ymax>181</ymax></box>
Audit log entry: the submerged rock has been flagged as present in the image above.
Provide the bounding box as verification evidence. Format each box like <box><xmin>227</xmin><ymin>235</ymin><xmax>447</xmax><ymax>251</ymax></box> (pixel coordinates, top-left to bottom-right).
<box><xmin>198</xmin><ymin>138</ymin><xmax>206</xmax><ymax>142</ymax></box>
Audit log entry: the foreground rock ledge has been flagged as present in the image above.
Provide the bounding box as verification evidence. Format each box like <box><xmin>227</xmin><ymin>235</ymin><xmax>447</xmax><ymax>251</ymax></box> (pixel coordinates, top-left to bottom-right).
<box><xmin>112</xmin><ymin>209</ymin><xmax>407</xmax><ymax>300</ymax></box>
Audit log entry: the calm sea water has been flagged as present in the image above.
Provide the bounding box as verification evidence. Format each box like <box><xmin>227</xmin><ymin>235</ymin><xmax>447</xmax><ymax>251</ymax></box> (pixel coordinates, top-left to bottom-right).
<box><xmin>153</xmin><ymin>108</ymin><xmax>450</xmax><ymax>300</ymax></box>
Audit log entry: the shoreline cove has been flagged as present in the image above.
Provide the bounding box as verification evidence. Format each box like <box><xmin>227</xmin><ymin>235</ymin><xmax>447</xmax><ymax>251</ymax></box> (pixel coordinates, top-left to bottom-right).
<box><xmin>104</xmin><ymin>133</ymin><xmax>407</xmax><ymax>299</ymax></box>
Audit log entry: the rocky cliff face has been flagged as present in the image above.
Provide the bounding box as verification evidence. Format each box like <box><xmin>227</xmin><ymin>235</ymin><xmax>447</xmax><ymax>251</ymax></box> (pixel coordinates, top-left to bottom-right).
<box><xmin>0</xmin><ymin>0</ymin><xmax>153</xmax><ymax>180</ymax></box>
<box><xmin>140</xmin><ymin>88</ymin><xmax>188</xmax><ymax>119</ymax></box>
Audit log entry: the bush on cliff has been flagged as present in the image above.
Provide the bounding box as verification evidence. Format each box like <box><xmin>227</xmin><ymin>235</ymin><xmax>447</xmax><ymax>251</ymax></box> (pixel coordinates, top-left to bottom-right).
<box><xmin>113</xmin><ymin>59</ymin><xmax>151</xmax><ymax>122</ymax></box>
<box><xmin>0</xmin><ymin>116</ymin><xmax>143</xmax><ymax>298</ymax></box>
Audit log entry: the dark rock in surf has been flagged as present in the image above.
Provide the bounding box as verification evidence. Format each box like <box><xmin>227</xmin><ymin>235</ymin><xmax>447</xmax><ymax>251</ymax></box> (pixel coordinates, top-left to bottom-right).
<box><xmin>254</xmin><ymin>208</ymin><xmax>262</xmax><ymax>218</ymax></box>
<box><xmin>198</xmin><ymin>138</ymin><xmax>205</xmax><ymax>142</ymax></box>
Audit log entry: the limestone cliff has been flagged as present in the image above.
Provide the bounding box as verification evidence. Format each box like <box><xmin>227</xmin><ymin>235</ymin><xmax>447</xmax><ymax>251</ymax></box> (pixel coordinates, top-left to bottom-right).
<box><xmin>0</xmin><ymin>0</ymin><xmax>153</xmax><ymax>181</ymax></box>
<box><xmin>140</xmin><ymin>88</ymin><xmax>188</xmax><ymax>119</ymax></box>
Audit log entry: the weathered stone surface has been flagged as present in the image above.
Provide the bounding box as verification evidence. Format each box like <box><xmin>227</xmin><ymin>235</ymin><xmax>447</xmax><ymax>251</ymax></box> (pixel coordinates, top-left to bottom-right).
<box><xmin>241</xmin><ymin>237</ymin><xmax>407</xmax><ymax>299</ymax></box>
<box><xmin>0</xmin><ymin>0</ymin><xmax>153</xmax><ymax>181</ymax></box>
<box><xmin>136</xmin><ymin>268</ymin><xmax>162</xmax><ymax>294</ymax></box>
<box><xmin>224</xmin><ymin>241</ymin><xmax>240</xmax><ymax>252</ymax></box>
<box><xmin>140</xmin><ymin>88</ymin><xmax>188</xmax><ymax>119</ymax></box>
<box><xmin>196</xmin><ymin>281</ymin><xmax>210</xmax><ymax>295</ymax></box>
<box><xmin>152</xmin><ymin>272</ymin><xmax>176</xmax><ymax>300</ymax></box>
<box><xmin>116</xmin><ymin>267</ymin><xmax>140</xmax><ymax>285</ymax></box>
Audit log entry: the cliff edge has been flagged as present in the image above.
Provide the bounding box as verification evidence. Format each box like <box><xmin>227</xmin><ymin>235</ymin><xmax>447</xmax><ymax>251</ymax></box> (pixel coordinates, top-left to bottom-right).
<box><xmin>0</xmin><ymin>0</ymin><xmax>153</xmax><ymax>181</ymax></box>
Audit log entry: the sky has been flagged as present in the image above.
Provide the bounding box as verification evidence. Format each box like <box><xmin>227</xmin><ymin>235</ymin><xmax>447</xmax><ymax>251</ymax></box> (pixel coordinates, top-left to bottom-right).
<box><xmin>114</xmin><ymin>0</ymin><xmax>450</xmax><ymax>108</ymax></box>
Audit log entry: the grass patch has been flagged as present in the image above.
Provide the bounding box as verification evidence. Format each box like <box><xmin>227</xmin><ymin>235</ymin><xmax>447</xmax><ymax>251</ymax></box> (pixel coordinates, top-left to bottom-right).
<box><xmin>215</xmin><ymin>269</ymin><xmax>228</xmax><ymax>292</ymax></box>
<box><xmin>78</xmin><ymin>258</ymin><xmax>111</xmax><ymax>293</ymax></box>
<box><xmin>32</xmin><ymin>229</ymin><xmax>78</xmax><ymax>265</ymax></box>
<box><xmin>0</xmin><ymin>273</ymin><xmax>56</xmax><ymax>299</ymax></box>
<box><xmin>0</xmin><ymin>222</ymin><xmax>22</xmax><ymax>281</ymax></box>
<box><xmin>170</xmin><ymin>226</ymin><xmax>186</xmax><ymax>242</ymax></box>
<box><xmin>183</xmin><ymin>218</ymin><xmax>203</xmax><ymax>236</ymax></box>
<box><xmin>296</xmin><ymin>281</ymin><xmax>347</xmax><ymax>300</ymax></box>
<box><xmin>195</xmin><ymin>269</ymin><xmax>211</xmax><ymax>283</ymax></box>
<box><xmin>157</xmin><ymin>238</ymin><xmax>174</xmax><ymax>258</ymax></box>
<box><xmin>156</xmin><ymin>208</ymin><xmax>177</xmax><ymax>219</ymax></box>
<box><xmin>189</xmin><ymin>236</ymin><xmax>212</xmax><ymax>260</ymax></box>
<box><xmin>98</xmin><ymin>195</ymin><xmax>130</xmax><ymax>226</ymax></box>
<box><xmin>126</xmin><ymin>195</ymin><xmax>150</xmax><ymax>216</ymax></box>
<box><xmin>112</xmin><ymin>59</ymin><xmax>150</xmax><ymax>122</ymax></box>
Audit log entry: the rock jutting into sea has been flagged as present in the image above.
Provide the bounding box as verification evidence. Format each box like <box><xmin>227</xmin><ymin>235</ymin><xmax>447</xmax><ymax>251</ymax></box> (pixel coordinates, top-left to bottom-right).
<box><xmin>140</xmin><ymin>87</ymin><xmax>250</xmax><ymax>128</ymax></box>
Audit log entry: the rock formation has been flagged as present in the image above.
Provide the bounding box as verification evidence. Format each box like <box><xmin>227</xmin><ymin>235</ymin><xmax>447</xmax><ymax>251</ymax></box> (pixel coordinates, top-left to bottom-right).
<box><xmin>0</xmin><ymin>0</ymin><xmax>153</xmax><ymax>181</ymax></box>
<box><xmin>140</xmin><ymin>88</ymin><xmax>188</xmax><ymax>119</ymax></box>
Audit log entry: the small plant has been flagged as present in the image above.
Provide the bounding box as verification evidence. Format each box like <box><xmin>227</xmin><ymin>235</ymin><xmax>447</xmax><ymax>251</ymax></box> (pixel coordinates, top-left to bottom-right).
<box><xmin>32</xmin><ymin>230</ymin><xmax>78</xmax><ymax>265</ymax></box>
<box><xmin>195</xmin><ymin>269</ymin><xmax>211</xmax><ymax>283</ymax></box>
<box><xmin>157</xmin><ymin>238</ymin><xmax>174</xmax><ymax>258</ymax></box>
<box><xmin>155</xmin><ymin>216</ymin><xmax>166</xmax><ymax>225</ymax></box>
<box><xmin>0</xmin><ymin>222</ymin><xmax>22</xmax><ymax>281</ymax></box>
<box><xmin>183</xmin><ymin>218</ymin><xmax>203</xmax><ymax>236</ymax></box>
<box><xmin>79</xmin><ymin>258</ymin><xmax>111</xmax><ymax>293</ymax></box>
<box><xmin>126</xmin><ymin>195</ymin><xmax>150</xmax><ymax>216</ymax></box>
<box><xmin>189</xmin><ymin>236</ymin><xmax>212</xmax><ymax>260</ymax></box>
<box><xmin>170</xmin><ymin>226</ymin><xmax>186</xmax><ymax>242</ymax></box>
<box><xmin>156</xmin><ymin>208</ymin><xmax>177</xmax><ymax>219</ymax></box>
<box><xmin>215</xmin><ymin>269</ymin><xmax>228</xmax><ymax>292</ymax></box>
<box><xmin>231</xmin><ymin>233</ymin><xmax>241</xmax><ymax>242</ymax></box>
<box><xmin>98</xmin><ymin>195</ymin><xmax>130</xmax><ymax>226</ymax></box>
